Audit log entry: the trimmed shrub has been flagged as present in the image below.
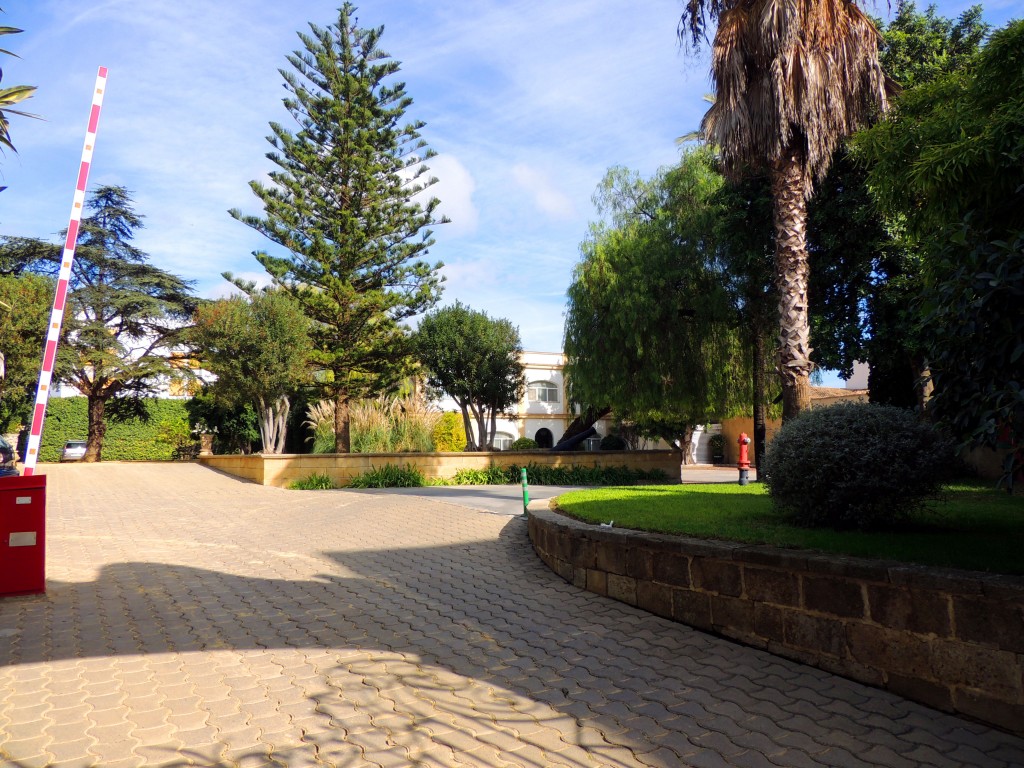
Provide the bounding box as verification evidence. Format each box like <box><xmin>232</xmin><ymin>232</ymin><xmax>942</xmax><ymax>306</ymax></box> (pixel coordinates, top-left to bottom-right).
<box><xmin>289</xmin><ymin>473</ymin><xmax>336</xmax><ymax>490</ymax></box>
<box><xmin>511</xmin><ymin>437</ymin><xmax>539</xmax><ymax>450</ymax></box>
<box><xmin>444</xmin><ymin>462</ymin><xmax>668</xmax><ymax>486</ymax></box>
<box><xmin>762</xmin><ymin>402</ymin><xmax>954</xmax><ymax>530</ymax></box>
<box><xmin>452</xmin><ymin>465</ymin><xmax>510</xmax><ymax>485</ymax></box>
<box><xmin>600</xmin><ymin>434</ymin><xmax>627</xmax><ymax>451</ymax></box>
<box><xmin>432</xmin><ymin>412</ymin><xmax>467</xmax><ymax>452</ymax></box>
<box><xmin>347</xmin><ymin>463</ymin><xmax>426</xmax><ymax>488</ymax></box>
<box><xmin>38</xmin><ymin>397</ymin><xmax>191</xmax><ymax>462</ymax></box>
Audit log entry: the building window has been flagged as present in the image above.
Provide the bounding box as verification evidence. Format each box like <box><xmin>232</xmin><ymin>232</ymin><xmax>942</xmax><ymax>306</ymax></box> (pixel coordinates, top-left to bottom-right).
<box><xmin>534</xmin><ymin>428</ymin><xmax>554</xmax><ymax>449</ymax></box>
<box><xmin>528</xmin><ymin>381</ymin><xmax>559</xmax><ymax>403</ymax></box>
<box><xmin>492</xmin><ymin>432</ymin><xmax>515</xmax><ymax>451</ymax></box>
<box><xmin>585</xmin><ymin>436</ymin><xmax>601</xmax><ymax>452</ymax></box>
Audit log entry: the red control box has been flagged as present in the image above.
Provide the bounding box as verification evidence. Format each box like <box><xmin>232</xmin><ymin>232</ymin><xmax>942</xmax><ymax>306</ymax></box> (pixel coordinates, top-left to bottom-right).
<box><xmin>0</xmin><ymin>474</ymin><xmax>46</xmax><ymax>596</ymax></box>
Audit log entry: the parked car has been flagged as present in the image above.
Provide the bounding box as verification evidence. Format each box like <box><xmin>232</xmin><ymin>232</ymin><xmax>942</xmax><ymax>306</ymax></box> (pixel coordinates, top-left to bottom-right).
<box><xmin>0</xmin><ymin>435</ymin><xmax>18</xmax><ymax>477</ymax></box>
<box><xmin>61</xmin><ymin>440</ymin><xmax>88</xmax><ymax>462</ymax></box>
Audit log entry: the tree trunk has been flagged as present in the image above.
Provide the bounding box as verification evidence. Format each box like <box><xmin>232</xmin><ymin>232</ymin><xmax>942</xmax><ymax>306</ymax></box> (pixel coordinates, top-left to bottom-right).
<box><xmin>561</xmin><ymin>406</ymin><xmax>612</xmax><ymax>443</ymax></box>
<box><xmin>772</xmin><ymin>149</ymin><xmax>813</xmax><ymax>422</ymax></box>
<box><xmin>475</xmin><ymin>404</ymin><xmax>491</xmax><ymax>451</ymax></box>
<box><xmin>85</xmin><ymin>394</ymin><xmax>106</xmax><ymax>462</ymax></box>
<box><xmin>334</xmin><ymin>391</ymin><xmax>351</xmax><ymax>453</ymax></box>
<box><xmin>458</xmin><ymin>403</ymin><xmax>477</xmax><ymax>451</ymax></box>
<box><xmin>912</xmin><ymin>354</ymin><xmax>934</xmax><ymax>414</ymax></box>
<box><xmin>488</xmin><ymin>408</ymin><xmax>498</xmax><ymax>451</ymax></box>
<box><xmin>258</xmin><ymin>395</ymin><xmax>290</xmax><ymax>454</ymax></box>
<box><xmin>681</xmin><ymin>425</ymin><xmax>694</xmax><ymax>465</ymax></box>
<box><xmin>752</xmin><ymin>325</ymin><xmax>767</xmax><ymax>480</ymax></box>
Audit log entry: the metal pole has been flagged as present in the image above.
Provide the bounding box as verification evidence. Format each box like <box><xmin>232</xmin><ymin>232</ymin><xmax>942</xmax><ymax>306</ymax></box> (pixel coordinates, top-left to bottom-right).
<box><xmin>23</xmin><ymin>67</ymin><xmax>107</xmax><ymax>476</ymax></box>
<box><xmin>521</xmin><ymin>467</ymin><xmax>529</xmax><ymax>516</ymax></box>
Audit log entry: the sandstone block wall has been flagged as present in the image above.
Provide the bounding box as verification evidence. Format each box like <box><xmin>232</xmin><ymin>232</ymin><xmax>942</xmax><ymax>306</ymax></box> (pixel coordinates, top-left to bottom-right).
<box><xmin>528</xmin><ymin>507</ymin><xmax>1024</xmax><ymax>736</ymax></box>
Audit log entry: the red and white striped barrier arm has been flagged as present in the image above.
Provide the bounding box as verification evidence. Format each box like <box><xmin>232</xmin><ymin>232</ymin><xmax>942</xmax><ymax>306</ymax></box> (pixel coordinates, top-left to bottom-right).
<box><xmin>22</xmin><ymin>67</ymin><xmax>107</xmax><ymax>476</ymax></box>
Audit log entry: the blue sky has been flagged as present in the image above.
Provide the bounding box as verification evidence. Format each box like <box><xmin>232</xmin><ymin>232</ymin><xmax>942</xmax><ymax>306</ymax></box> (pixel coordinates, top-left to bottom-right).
<box><xmin>2</xmin><ymin>1</ymin><xmax>1019</xmax><ymax>387</ymax></box>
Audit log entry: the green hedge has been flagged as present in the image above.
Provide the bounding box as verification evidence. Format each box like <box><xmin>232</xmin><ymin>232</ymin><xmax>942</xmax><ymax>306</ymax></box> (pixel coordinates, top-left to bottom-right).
<box><xmin>37</xmin><ymin>397</ymin><xmax>191</xmax><ymax>462</ymax></box>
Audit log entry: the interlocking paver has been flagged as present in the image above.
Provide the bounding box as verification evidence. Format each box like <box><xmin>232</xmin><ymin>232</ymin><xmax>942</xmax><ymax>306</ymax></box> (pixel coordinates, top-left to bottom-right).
<box><xmin>2</xmin><ymin>463</ymin><xmax>1024</xmax><ymax>767</ymax></box>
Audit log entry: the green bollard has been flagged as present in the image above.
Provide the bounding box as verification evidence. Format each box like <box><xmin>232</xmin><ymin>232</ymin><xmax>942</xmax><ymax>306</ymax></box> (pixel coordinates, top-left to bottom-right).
<box><xmin>521</xmin><ymin>467</ymin><xmax>529</xmax><ymax>516</ymax></box>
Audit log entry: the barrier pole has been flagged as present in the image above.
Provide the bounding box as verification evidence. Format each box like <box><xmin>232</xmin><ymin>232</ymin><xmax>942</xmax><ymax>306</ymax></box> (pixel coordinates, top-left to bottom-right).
<box><xmin>23</xmin><ymin>67</ymin><xmax>108</xmax><ymax>475</ymax></box>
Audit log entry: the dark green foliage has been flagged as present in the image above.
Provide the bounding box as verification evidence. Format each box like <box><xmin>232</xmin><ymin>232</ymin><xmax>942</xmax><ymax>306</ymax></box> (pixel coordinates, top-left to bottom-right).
<box><xmin>762</xmin><ymin>403</ymin><xmax>954</xmax><ymax>529</ymax></box>
<box><xmin>806</xmin><ymin>3</ymin><xmax>990</xmax><ymax>402</ymax></box>
<box><xmin>41</xmin><ymin>186</ymin><xmax>194</xmax><ymax>461</ymax></box>
<box><xmin>511</xmin><ymin>437</ymin><xmax>539</xmax><ymax>450</ymax></box>
<box><xmin>185</xmin><ymin>391</ymin><xmax>260</xmax><ymax>455</ymax></box>
<box><xmin>879</xmin><ymin>1</ymin><xmax>988</xmax><ymax>90</ymax></box>
<box><xmin>0</xmin><ymin>272</ymin><xmax>53</xmax><ymax>431</ymax></box>
<box><xmin>38</xmin><ymin>398</ymin><xmax>190</xmax><ymax>462</ymax></box>
<box><xmin>599</xmin><ymin>434</ymin><xmax>627</xmax><ymax>451</ymax></box>
<box><xmin>415</xmin><ymin>302</ymin><xmax>526</xmax><ymax>451</ymax></box>
<box><xmin>231</xmin><ymin>3</ymin><xmax>444</xmax><ymax>452</ymax></box>
<box><xmin>288</xmin><ymin>473</ymin><xmax>336</xmax><ymax>490</ymax></box>
<box><xmin>922</xmin><ymin>230</ymin><xmax>1024</xmax><ymax>483</ymax></box>
<box><xmin>451</xmin><ymin>465</ymin><xmax>510</xmax><ymax>485</ymax></box>
<box><xmin>855</xmin><ymin>19</ymin><xmax>1024</xmax><ymax>479</ymax></box>
<box><xmin>189</xmin><ymin>288</ymin><xmax>311</xmax><ymax>453</ymax></box>
<box><xmin>451</xmin><ymin>463</ymin><xmax>667</xmax><ymax>486</ymax></box>
<box><xmin>565</xmin><ymin>151</ymin><xmax>750</xmax><ymax>432</ymax></box>
<box><xmin>347</xmin><ymin>463</ymin><xmax>426</xmax><ymax>488</ymax></box>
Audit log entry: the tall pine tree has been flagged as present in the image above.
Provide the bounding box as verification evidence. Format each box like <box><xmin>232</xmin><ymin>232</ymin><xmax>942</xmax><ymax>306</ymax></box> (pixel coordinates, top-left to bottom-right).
<box><xmin>231</xmin><ymin>3</ymin><xmax>445</xmax><ymax>452</ymax></box>
<box><xmin>55</xmin><ymin>186</ymin><xmax>194</xmax><ymax>461</ymax></box>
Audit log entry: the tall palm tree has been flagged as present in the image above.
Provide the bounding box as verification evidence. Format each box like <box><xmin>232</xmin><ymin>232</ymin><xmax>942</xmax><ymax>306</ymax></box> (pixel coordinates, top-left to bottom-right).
<box><xmin>679</xmin><ymin>0</ymin><xmax>890</xmax><ymax>420</ymax></box>
<box><xmin>0</xmin><ymin>8</ymin><xmax>38</xmax><ymax>179</ymax></box>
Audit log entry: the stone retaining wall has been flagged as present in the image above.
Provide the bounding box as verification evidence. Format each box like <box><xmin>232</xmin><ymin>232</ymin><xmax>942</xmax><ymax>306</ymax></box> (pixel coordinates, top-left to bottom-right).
<box><xmin>200</xmin><ymin>449</ymin><xmax>681</xmax><ymax>488</ymax></box>
<box><xmin>528</xmin><ymin>507</ymin><xmax>1024</xmax><ymax>736</ymax></box>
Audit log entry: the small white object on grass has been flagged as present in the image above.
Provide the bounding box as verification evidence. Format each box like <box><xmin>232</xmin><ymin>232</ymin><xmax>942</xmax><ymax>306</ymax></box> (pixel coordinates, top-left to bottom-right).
<box><xmin>600</xmin><ymin>521</ymin><xmax>614</xmax><ymax>528</ymax></box>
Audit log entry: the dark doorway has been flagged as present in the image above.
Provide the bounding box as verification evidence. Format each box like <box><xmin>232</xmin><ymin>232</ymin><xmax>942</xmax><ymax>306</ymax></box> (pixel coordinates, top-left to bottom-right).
<box><xmin>535</xmin><ymin>428</ymin><xmax>553</xmax><ymax>449</ymax></box>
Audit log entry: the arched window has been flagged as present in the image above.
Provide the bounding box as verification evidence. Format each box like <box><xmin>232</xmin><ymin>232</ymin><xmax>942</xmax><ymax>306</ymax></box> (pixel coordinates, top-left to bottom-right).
<box><xmin>528</xmin><ymin>381</ymin><xmax>559</xmax><ymax>403</ymax></box>
<box><xmin>492</xmin><ymin>431</ymin><xmax>515</xmax><ymax>451</ymax></box>
<box><xmin>535</xmin><ymin>428</ymin><xmax>553</xmax><ymax>449</ymax></box>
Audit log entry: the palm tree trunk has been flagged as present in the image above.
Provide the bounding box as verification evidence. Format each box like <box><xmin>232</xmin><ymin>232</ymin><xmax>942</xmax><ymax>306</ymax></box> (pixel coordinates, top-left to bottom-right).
<box><xmin>752</xmin><ymin>324</ymin><xmax>767</xmax><ymax>479</ymax></box>
<box><xmin>772</xmin><ymin>149</ymin><xmax>813</xmax><ymax>422</ymax></box>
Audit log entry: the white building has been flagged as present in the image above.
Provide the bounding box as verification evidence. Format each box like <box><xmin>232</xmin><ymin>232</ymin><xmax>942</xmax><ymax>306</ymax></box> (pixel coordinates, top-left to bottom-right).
<box><xmin>436</xmin><ymin>351</ymin><xmax>613</xmax><ymax>450</ymax></box>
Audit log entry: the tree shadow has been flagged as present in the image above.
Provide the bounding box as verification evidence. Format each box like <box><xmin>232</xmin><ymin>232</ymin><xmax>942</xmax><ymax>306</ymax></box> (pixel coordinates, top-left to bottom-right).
<box><xmin>2</xmin><ymin>519</ymin><xmax>1022</xmax><ymax>767</ymax></box>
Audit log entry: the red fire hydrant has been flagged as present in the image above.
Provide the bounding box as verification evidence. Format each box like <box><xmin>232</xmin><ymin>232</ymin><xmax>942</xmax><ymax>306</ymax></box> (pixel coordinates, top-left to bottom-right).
<box><xmin>738</xmin><ymin>432</ymin><xmax>751</xmax><ymax>486</ymax></box>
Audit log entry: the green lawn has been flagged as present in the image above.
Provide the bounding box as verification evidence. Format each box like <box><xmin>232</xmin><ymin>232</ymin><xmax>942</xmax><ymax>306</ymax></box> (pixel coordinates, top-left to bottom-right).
<box><xmin>553</xmin><ymin>483</ymin><xmax>1024</xmax><ymax>575</ymax></box>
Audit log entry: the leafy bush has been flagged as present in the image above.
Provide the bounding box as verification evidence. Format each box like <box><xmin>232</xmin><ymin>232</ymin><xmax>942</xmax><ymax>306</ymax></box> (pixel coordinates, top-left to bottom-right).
<box><xmin>600</xmin><ymin>434</ymin><xmax>627</xmax><ymax>450</ymax></box>
<box><xmin>511</xmin><ymin>437</ymin><xmax>539</xmax><ymax>450</ymax></box>
<box><xmin>289</xmin><ymin>472</ymin><xmax>336</xmax><ymax>490</ymax></box>
<box><xmin>432</xmin><ymin>412</ymin><xmax>467</xmax><ymax>452</ymax></box>
<box><xmin>452</xmin><ymin>465</ymin><xmax>511</xmax><ymax>485</ymax></box>
<box><xmin>447</xmin><ymin>462</ymin><xmax>667</xmax><ymax>486</ymax></box>
<box><xmin>38</xmin><ymin>397</ymin><xmax>191</xmax><ymax>462</ymax></box>
<box><xmin>347</xmin><ymin>463</ymin><xmax>427</xmax><ymax>488</ymax></box>
<box><xmin>762</xmin><ymin>403</ymin><xmax>954</xmax><ymax>530</ymax></box>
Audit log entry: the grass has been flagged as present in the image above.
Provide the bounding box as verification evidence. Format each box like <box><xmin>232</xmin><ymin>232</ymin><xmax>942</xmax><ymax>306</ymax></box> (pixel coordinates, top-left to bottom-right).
<box><xmin>554</xmin><ymin>482</ymin><xmax>1024</xmax><ymax>575</ymax></box>
<box><xmin>288</xmin><ymin>472</ymin><xmax>336</xmax><ymax>490</ymax></box>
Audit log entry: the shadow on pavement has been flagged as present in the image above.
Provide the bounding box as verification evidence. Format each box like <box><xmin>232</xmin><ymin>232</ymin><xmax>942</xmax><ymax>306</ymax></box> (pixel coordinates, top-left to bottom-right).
<box><xmin>3</xmin><ymin>516</ymin><xmax>1022</xmax><ymax>768</ymax></box>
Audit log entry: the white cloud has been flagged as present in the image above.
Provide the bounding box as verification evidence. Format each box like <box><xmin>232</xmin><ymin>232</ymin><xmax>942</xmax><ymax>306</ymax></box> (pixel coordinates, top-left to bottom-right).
<box><xmin>510</xmin><ymin>164</ymin><xmax>576</xmax><ymax>221</ymax></box>
<box><xmin>424</xmin><ymin>154</ymin><xmax>478</xmax><ymax>237</ymax></box>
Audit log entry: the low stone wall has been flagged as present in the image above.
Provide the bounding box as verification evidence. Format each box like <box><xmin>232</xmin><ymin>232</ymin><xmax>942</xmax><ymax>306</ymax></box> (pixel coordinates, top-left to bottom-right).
<box><xmin>528</xmin><ymin>507</ymin><xmax>1024</xmax><ymax>736</ymax></box>
<box><xmin>199</xmin><ymin>449</ymin><xmax>681</xmax><ymax>489</ymax></box>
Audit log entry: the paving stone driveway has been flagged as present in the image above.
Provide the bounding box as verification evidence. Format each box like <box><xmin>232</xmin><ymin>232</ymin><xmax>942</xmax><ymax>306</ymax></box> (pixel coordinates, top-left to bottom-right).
<box><xmin>1</xmin><ymin>464</ymin><xmax>1022</xmax><ymax>768</ymax></box>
